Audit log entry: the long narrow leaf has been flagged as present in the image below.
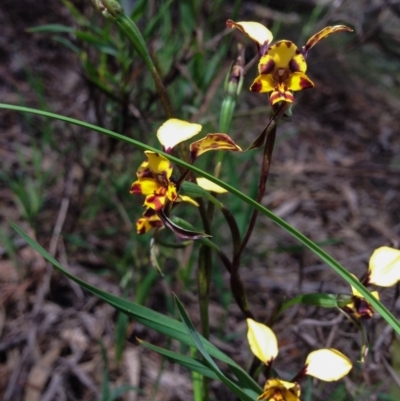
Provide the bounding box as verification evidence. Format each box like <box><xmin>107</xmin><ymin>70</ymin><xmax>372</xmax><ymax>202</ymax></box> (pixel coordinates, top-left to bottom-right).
<box><xmin>2</xmin><ymin>104</ymin><xmax>399</xmax><ymax>335</ymax></box>
<box><xmin>139</xmin><ymin>340</ymin><xmax>219</xmax><ymax>380</ymax></box>
<box><xmin>9</xmin><ymin>220</ymin><xmax>259</xmax><ymax>392</ymax></box>
<box><xmin>174</xmin><ymin>295</ymin><xmax>259</xmax><ymax>401</ymax></box>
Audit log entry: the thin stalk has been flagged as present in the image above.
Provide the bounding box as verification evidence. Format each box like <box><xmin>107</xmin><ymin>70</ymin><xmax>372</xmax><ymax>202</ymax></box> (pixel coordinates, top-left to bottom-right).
<box><xmin>190</xmin><ymin>348</ymin><xmax>203</xmax><ymax>401</ymax></box>
<box><xmin>197</xmin><ymin>199</ymin><xmax>212</xmax><ymax>401</ymax></box>
<box><xmin>232</xmin><ymin>125</ymin><xmax>277</xmax><ymax>273</ymax></box>
<box><xmin>232</xmin><ymin>103</ymin><xmax>288</xmax><ymax>274</ymax></box>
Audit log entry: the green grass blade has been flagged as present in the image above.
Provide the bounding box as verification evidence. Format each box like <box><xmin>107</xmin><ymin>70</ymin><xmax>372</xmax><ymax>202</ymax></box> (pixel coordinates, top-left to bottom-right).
<box><xmin>2</xmin><ymin>103</ymin><xmax>399</xmax><ymax>335</ymax></box>
<box><xmin>28</xmin><ymin>24</ymin><xmax>75</xmax><ymax>33</ymax></box>
<box><xmin>9</xmin><ymin>220</ymin><xmax>257</xmax><ymax>388</ymax></box>
<box><xmin>276</xmin><ymin>293</ymin><xmax>339</xmax><ymax>317</ymax></box>
<box><xmin>174</xmin><ymin>295</ymin><xmax>259</xmax><ymax>401</ymax></box>
<box><xmin>139</xmin><ymin>340</ymin><xmax>219</xmax><ymax>380</ymax></box>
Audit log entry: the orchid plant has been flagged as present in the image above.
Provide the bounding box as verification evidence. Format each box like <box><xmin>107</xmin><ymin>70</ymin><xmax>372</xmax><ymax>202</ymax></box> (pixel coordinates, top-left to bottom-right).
<box><xmin>5</xmin><ymin>1</ymin><xmax>400</xmax><ymax>401</ymax></box>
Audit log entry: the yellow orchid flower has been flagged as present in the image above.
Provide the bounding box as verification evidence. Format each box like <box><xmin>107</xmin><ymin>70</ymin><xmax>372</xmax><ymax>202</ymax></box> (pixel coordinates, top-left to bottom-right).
<box><xmin>227</xmin><ymin>20</ymin><xmax>352</xmax><ymax>105</ymax></box>
<box><xmin>136</xmin><ymin>208</ymin><xmax>163</xmax><ymax>234</ymax></box>
<box><xmin>344</xmin><ymin>281</ymin><xmax>379</xmax><ymax>319</ymax></box>
<box><xmin>368</xmin><ymin>246</ymin><xmax>400</xmax><ymax>287</ymax></box>
<box><xmin>258</xmin><ymin>378</ymin><xmax>300</xmax><ymax>401</ymax></box>
<box><xmin>246</xmin><ymin>318</ymin><xmax>352</xmax><ymax>400</ymax></box>
<box><xmin>130</xmin><ymin>151</ymin><xmax>178</xmax><ymax>211</ymax></box>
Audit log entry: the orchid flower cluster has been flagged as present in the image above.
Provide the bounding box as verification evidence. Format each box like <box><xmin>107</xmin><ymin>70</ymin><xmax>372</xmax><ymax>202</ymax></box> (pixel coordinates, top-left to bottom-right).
<box><xmin>227</xmin><ymin>20</ymin><xmax>352</xmax><ymax>106</ymax></box>
<box><xmin>130</xmin><ymin>119</ymin><xmax>241</xmax><ymax>234</ymax></box>
<box><xmin>343</xmin><ymin>246</ymin><xmax>400</xmax><ymax>320</ymax></box>
<box><xmin>123</xmin><ymin>10</ymin><xmax>400</xmax><ymax>400</ymax></box>
<box><xmin>247</xmin><ymin>319</ymin><xmax>352</xmax><ymax>401</ymax></box>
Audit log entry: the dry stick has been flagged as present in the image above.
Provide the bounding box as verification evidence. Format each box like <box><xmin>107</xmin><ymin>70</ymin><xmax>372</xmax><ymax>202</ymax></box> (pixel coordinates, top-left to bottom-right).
<box><xmin>4</xmin><ymin>172</ymin><xmax>76</xmax><ymax>401</ymax></box>
<box><xmin>33</xmin><ymin>170</ymin><xmax>75</xmax><ymax>315</ymax></box>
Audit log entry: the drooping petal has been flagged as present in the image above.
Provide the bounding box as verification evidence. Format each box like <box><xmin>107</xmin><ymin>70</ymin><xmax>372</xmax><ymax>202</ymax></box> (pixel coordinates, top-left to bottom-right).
<box><xmin>246</xmin><ymin>318</ymin><xmax>278</xmax><ymax>364</ymax></box>
<box><xmin>259</xmin><ymin>379</ymin><xmax>300</xmax><ymax>401</ymax></box>
<box><xmin>178</xmin><ymin>195</ymin><xmax>199</xmax><ymax>207</ymax></box>
<box><xmin>287</xmin><ymin>71</ymin><xmax>314</xmax><ymax>91</ymax></box>
<box><xmin>136</xmin><ymin>209</ymin><xmax>163</xmax><ymax>234</ymax></box>
<box><xmin>166</xmin><ymin>182</ymin><xmax>178</xmax><ymax>202</ymax></box>
<box><xmin>196</xmin><ymin>177</ymin><xmax>227</xmax><ymax>194</ymax></box>
<box><xmin>226</xmin><ymin>20</ymin><xmax>273</xmax><ymax>50</ymax></box>
<box><xmin>145</xmin><ymin>151</ymin><xmax>173</xmax><ymax>179</ymax></box>
<box><xmin>250</xmin><ymin>74</ymin><xmax>275</xmax><ymax>93</ymax></box>
<box><xmin>302</xmin><ymin>25</ymin><xmax>353</xmax><ymax>56</ymax></box>
<box><xmin>305</xmin><ymin>349</ymin><xmax>352</xmax><ymax>381</ymax></box>
<box><xmin>144</xmin><ymin>191</ymin><xmax>167</xmax><ymax>211</ymax></box>
<box><xmin>189</xmin><ymin>134</ymin><xmax>242</xmax><ymax>161</ymax></box>
<box><xmin>130</xmin><ymin>177</ymin><xmax>160</xmax><ymax>195</ymax></box>
<box><xmin>368</xmin><ymin>246</ymin><xmax>400</xmax><ymax>287</ymax></box>
<box><xmin>157</xmin><ymin>119</ymin><xmax>202</xmax><ymax>153</ymax></box>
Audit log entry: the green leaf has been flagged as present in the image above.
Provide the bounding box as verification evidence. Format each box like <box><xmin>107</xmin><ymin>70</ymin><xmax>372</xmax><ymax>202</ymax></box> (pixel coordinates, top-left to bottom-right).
<box><xmin>27</xmin><ymin>24</ymin><xmax>75</xmax><ymax>34</ymax></box>
<box><xmin>174</xmin><ymin>295</ymin><xmax>259</xmax><ymax>401</ymax></box>
<box><xmin>276</xmin><ymin>293</ymin><xmax>340</xmax><ymax>317</ymax></box>
<box><xmin>9</xmin><ymin>220</ymin><xmax>259</xmax><ymax>394</ymax></box>
<box><xmin>2</xmin><ymin>104</ymin><xmax>400</xmax><ymax>336</ymax></box>
<box><xmin>139</xmin><ymin>339</ymin><xmax>219</xmax><ymax>380</ymax></box>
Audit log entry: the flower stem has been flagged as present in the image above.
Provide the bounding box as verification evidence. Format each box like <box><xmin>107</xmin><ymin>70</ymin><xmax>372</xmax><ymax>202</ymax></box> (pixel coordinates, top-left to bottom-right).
<box><xmin>232</xmin><ymin>103</ymin><xmax>288</xmax><ymax>274</ymax></box>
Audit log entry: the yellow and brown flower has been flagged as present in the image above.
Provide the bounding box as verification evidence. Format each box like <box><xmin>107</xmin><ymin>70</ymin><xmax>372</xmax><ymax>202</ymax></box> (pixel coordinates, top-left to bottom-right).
<box><xmin>250</xmin><ymin>40</ymin><xmax>314</xmax><ymax>105</ymax></box>
<box><xmin>227</xmin><ymin>20</ymin><xmax>353</xmax><ymax>105</ymax></box>
<box><xmin>130</xmin><ymin>151</ymin><xmax>177</xmax><ymax>211</ymax></box>
<box><xmin>258</xmin><ymin>378</ymin><xmax>300</xmax><ymax>401</ymax></box>
<box><xmin>247</xmin><ymin>319</ymin><xmax>352</xmax><ymax>401</ymax></box>
<box><xmin>136</xmin><ymin>208</ymin><xmax>163</xmax><ymax>234</ymax></box>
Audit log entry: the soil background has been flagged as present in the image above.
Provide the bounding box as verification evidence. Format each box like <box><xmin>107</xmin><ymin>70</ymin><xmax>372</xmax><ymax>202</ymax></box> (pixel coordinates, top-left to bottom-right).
<box><xmin>1</xmin><ymin>1</ymin><xmax>400</xmax><ymax>401</ymax></box>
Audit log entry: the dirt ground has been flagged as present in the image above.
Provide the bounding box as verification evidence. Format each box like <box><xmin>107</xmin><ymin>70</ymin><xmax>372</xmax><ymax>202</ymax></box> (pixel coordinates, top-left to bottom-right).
<box><xmin>1</xmin><ymin>1</ymin><xmax>400</xmax><ymax>401</ymax></box>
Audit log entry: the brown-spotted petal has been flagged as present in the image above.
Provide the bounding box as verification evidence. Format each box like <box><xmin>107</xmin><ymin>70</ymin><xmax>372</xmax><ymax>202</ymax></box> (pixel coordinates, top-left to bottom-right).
<box><xmin>157</xmin><ymin>119</ymin><xmax>202</xmax><ymax>153</ymax></box>
<box><xmin>189</xmin><ymin>134</ymin><xmax>242</xmax><ymax>161</ymax></box>
<box><xmin>130</xmin><ymin>177</ymin><xmax>160</xmax><ymax>196</ymax></box>
<box><xmin>269</xmin><ymin>85</ymin><xmax>295</xmax><ymax>106</ymax></box>
<box><xmin>250</xmin><ymin>74</ymin><xmax>275</xmax><ymax>93</ymax></box>
<box><xmin>302</xmin><ymin>25</ymin><xmax>353</xmax><ymax>56</ymax></box>
<box><xmin>226</xmin><ymin>20</ymin><xmax>273</xmax><ymax>50</ymax></box>
<box><xmin>145</xmin><ymin>151</ymin><xmax>174</xmax><ymax>179</ymax></box>
<box><xmin>136</xmin><ymin>208</ymin><xmax>163</xmax><ymax>234</ymax></box>
<box><xmin>287</xmin><ymin>72</ymin><xmax>315</xmax><ymax>91</ymax></box>
<box><xmin>266</xmin><ymin>41</ymin><xmax>305</xmax><ymax>70</ymax></box>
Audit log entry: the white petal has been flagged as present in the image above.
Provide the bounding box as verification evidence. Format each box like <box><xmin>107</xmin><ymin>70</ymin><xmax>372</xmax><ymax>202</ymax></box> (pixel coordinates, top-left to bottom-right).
<box><xmin>226</xmin><ymin>20</ymin><xmax>273</xmax><ymax>47</ymax></box>
<box><xmin>157</xmin><ymin>119</ymin><xmax>202</xmax><ymax>152</ymax></box>
<box><xmin>305</xmin><ymin>349</ymin><xmax>352</xmax><ymax>381</ymax></box>
<box><xmin>196</xmin><ymin>178</ymin><xmax>227</xmax><ymax>194</ymax></box>
<box><xmin>246</xmin><ymin>319</ymin><xmax>278</xmax><ymax>364</ymax></box>
<box><xmin>369</xmin><ymin>246</ymin><xmax>400</xmax><ymax>287</ymax></box>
